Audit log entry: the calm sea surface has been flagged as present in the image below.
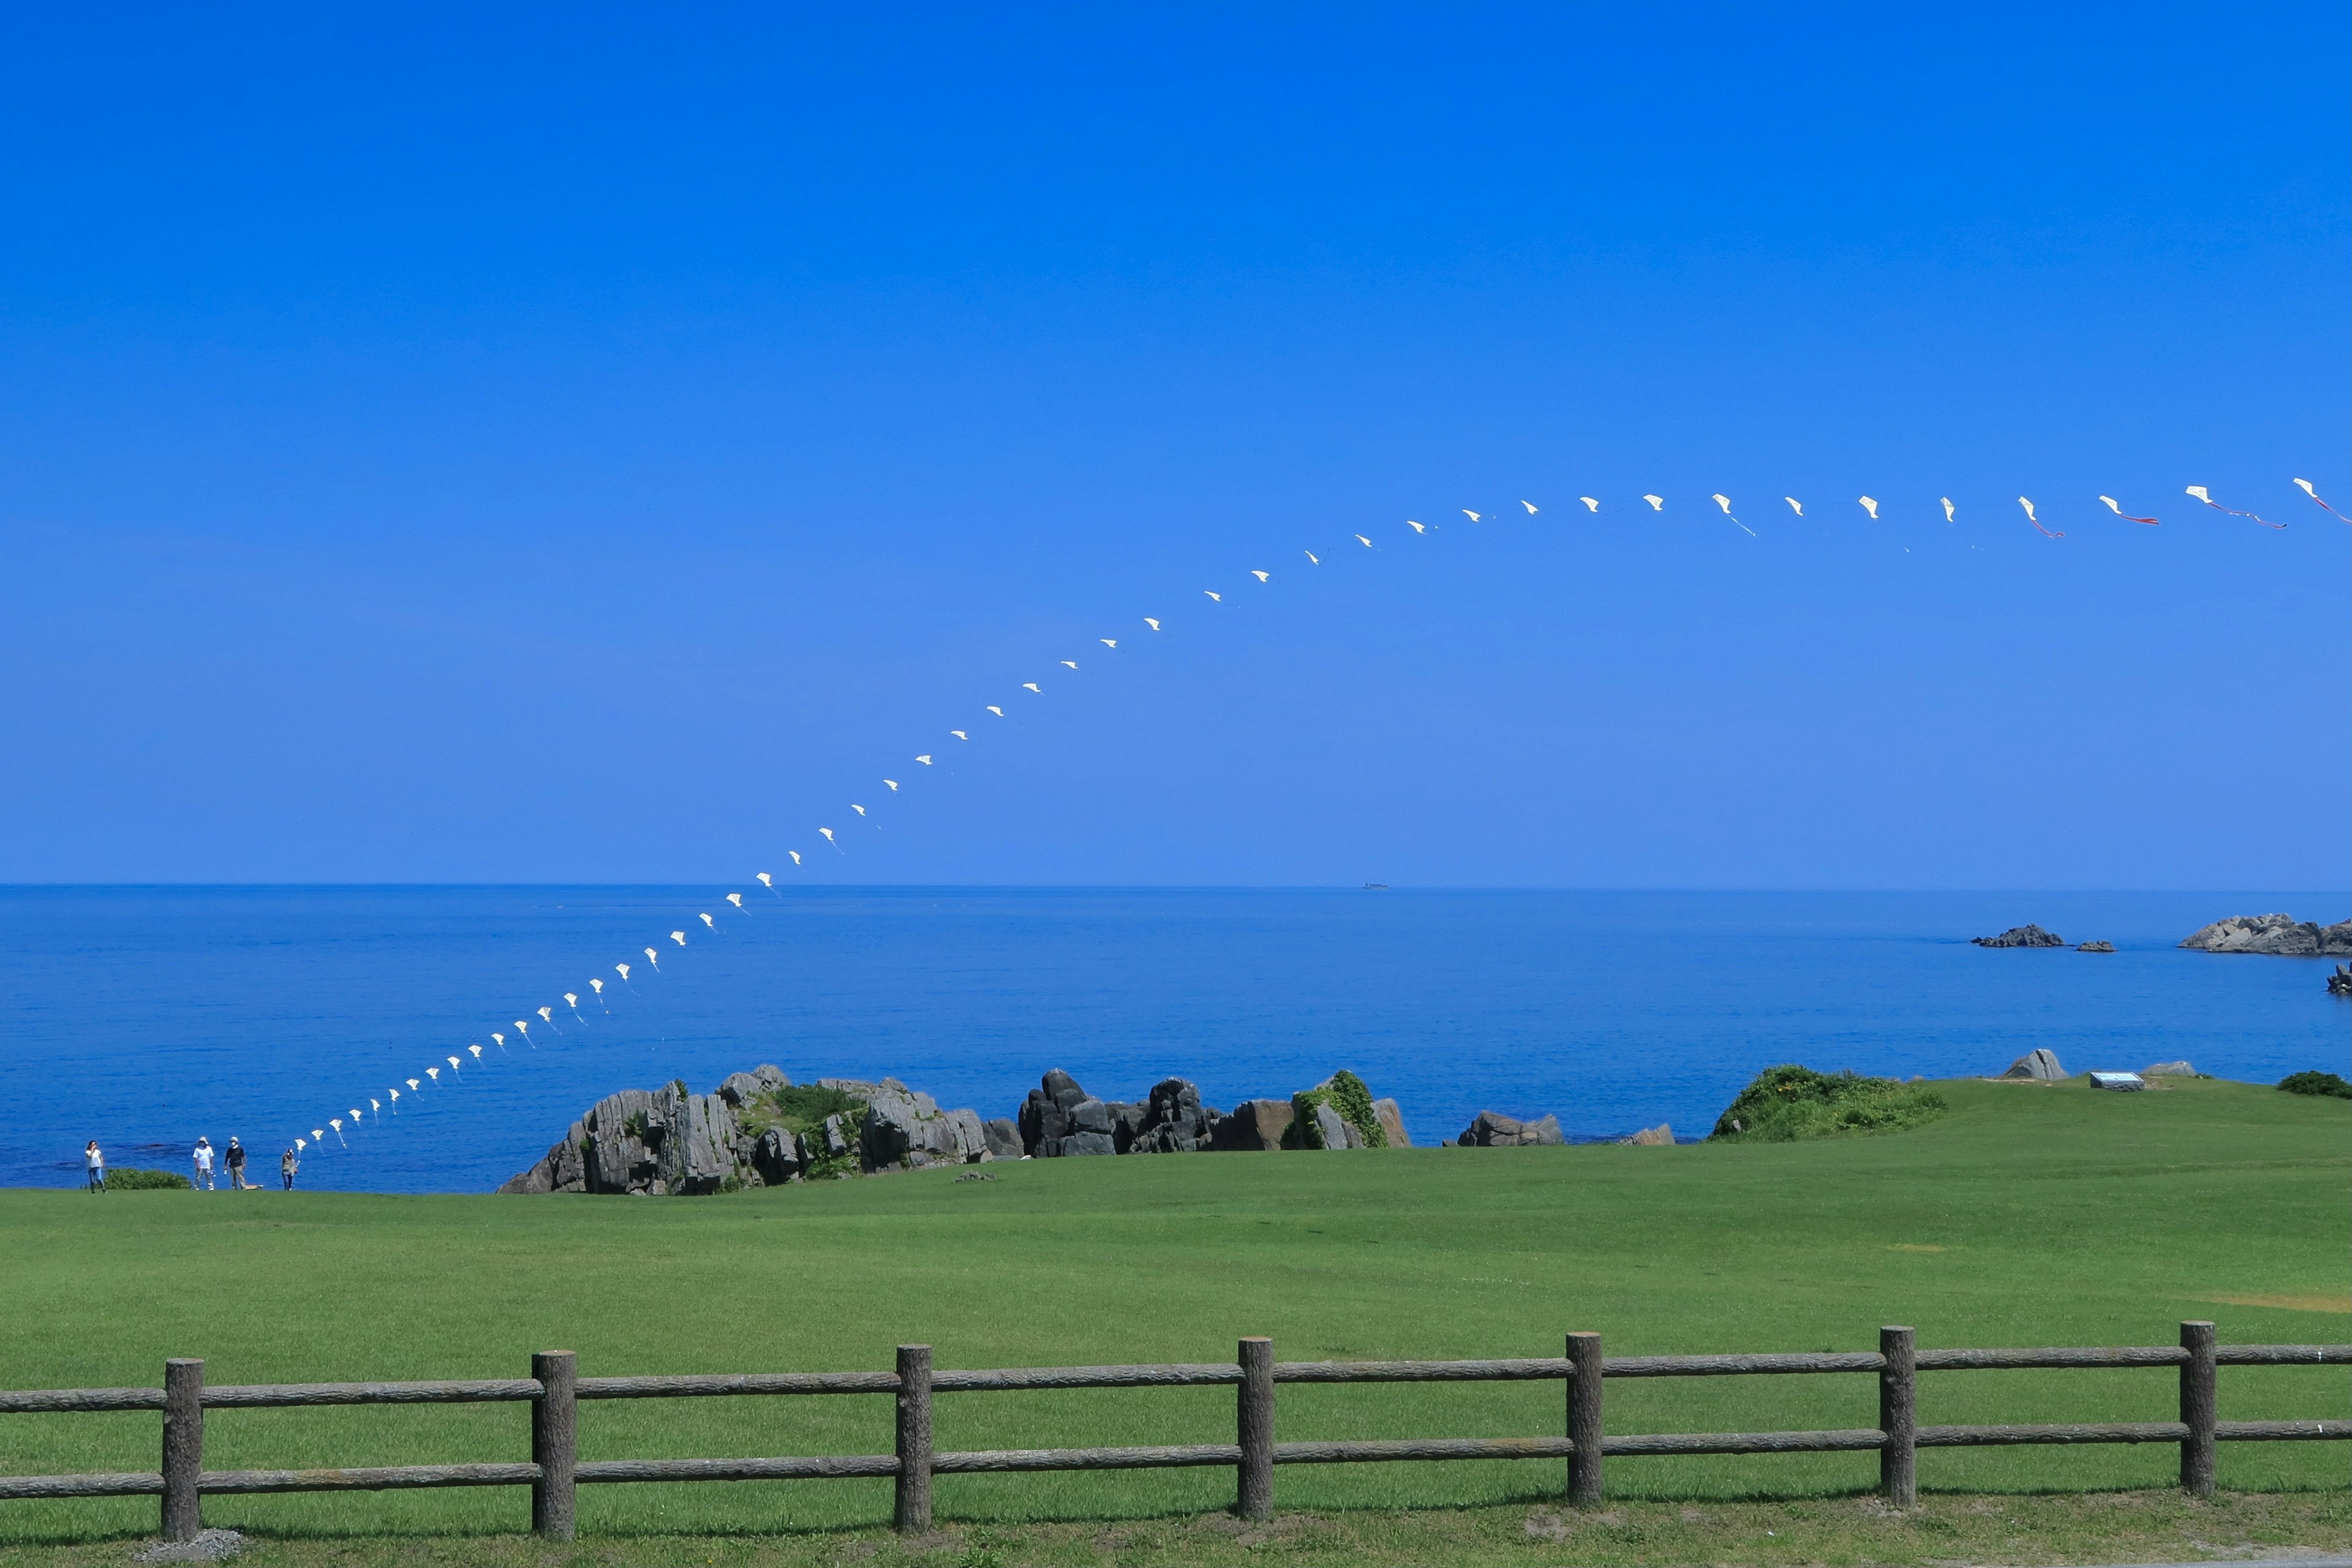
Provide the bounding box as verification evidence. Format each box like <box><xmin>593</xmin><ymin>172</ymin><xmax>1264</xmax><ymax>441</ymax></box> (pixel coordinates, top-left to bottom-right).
<box><xmin>2</xmin><ymin>887</ymin><xmax>2344</xmax><ymax>1194</ymax></box>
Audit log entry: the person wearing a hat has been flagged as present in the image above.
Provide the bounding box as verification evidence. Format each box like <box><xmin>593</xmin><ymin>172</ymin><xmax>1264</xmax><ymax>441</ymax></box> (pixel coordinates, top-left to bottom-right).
<box><xmin>191</xmin><ymin>1136</ymin><xmax>216</xmax><ymax>1191</ymax></box>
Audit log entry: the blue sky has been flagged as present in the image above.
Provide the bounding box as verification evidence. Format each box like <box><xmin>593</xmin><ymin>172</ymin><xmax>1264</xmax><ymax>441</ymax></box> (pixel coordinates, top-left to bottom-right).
<box><xmin>1</xmin><ymin>2</ymin><xmax>2344</xmax><ymax>888</ymax></box>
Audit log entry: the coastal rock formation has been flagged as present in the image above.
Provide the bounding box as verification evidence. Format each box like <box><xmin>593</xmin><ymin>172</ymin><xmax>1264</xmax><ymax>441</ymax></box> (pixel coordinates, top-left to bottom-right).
<box><xmin>1973</xmin><ymin>924</ymin><xmax>2065</xmax><ymax>948</ymax></box>
<box><xmin>2001</xmin><ymin>1048</ymin><xmax>2067</xmax><ymax>1081</ymax></box>
<box><xmin>1621</xmin><ymin>1123</ymin><xmax>1675</xmax><ymax>1145</ymax></box>
<box><xmin>2000</xmin><ymin>1048</ymin><xmax>2067</xmax><ymax>1081</ymax></box>
<box><xmin>2076</xmin><ymin>941</ymin><xmax>2115</xmax><ymax>953</ymax></box>
<box><xmin>2143</xmin><ymin>1060</ymin><xmax>2195</xmax><ymax>1077</ymax></box>
<box><xmin>1213</xmin><ymin>1098</ymin><xmax>1295</xmax><ymax>1151</ymax></box>
<box><xmin>1373</xmin><ymin>1098</ymin><xmax>1412</xmax><ymax>1148</ymax></box>
<box><xmin>1458</xmin><ymin>1110</ymin><xmax>1565</xmax><ymax>1147</ymax></box>
<box><xmin>2330</xmin><ymin>965</ymin><xmax>2352</xmax><ymax>997</ymax></box>
<box><xmin>2180</xmin><ymin>913</ymin><xmax>2352</xmax><ymax>957</ymax></box>
<box><xmin>982</xmin><ymin>1118</ymin><xmax>1023</xmax><ymax>1158</ymax></box>
<box><xmin>500</xmin><ymin>1068</ymin><xmax>991</xmax><ymax>1194</ymax></box>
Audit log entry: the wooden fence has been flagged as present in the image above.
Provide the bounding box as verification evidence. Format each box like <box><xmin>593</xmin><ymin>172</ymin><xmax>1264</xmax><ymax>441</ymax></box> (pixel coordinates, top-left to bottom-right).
<box><xmin>2</xmin><ymin>1323</ymin><xmax>2343</xmax><ymax>1544</ymax></box>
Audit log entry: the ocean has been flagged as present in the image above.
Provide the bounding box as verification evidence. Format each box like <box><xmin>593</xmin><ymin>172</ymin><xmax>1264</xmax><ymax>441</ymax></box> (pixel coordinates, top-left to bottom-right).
<box><xmin>2</xmin><ymin>886</ymin><xmax>2343</xmax><ymax>1194</ymax></box>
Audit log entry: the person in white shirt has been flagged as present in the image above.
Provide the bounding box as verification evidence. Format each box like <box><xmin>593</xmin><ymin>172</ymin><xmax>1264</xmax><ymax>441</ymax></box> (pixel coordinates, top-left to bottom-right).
<box><xmin>192</xmin><ymin>1137</ymin><xmax>216</xmax><ymax>1191</ymax></box>
<box><xmin>85</xmin><ymin>1140</ymin><xmax>105</xmax><ymax>1193</ymax></box>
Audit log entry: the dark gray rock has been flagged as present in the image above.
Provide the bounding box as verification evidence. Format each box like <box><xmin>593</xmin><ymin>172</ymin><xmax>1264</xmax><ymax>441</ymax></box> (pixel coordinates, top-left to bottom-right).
<box><xmin>1458</xmin><ymin>1110</ymin><xmax>1564</xmax><ymax>1148</ymax></box>
<box><xmin>2143</xmin><ymin>1060</ymin><xmax>2195</xmax><ymax>1077</ymax></box>
<box><xmin>2331</xmin><ymin>964</ymin><xmax>2352</xmax><ymax>997</ymax></box>
<box><xmin>1212</xmin><ymin>1098</ymin><xmax>1295</xmax><ymax>1151</ymax></box>
<box><xmin>1068</xmin><ymin>1097</ymin><xmax>1115</xmax><ymax>1136</ymax></box>
<box><xmin>2076</xmin><ymin>941</ymin><xmax>2115</xmax><ymax>953</ymax></box>
<box><xmin>2181</xmin><ymin>913</ymin><xmax>2352</xmax><ymax>956</ymax></box>
<box><xmin>1058</xmin><ymin>1130</ymin><xmax>1117</xmax><ymax>1157</ymax></box>
<box><xmin>2000</xmin><ymin>1048</ymin><xmax>2067</xmax><ymax>1082</ymax></box>
<box><xmin>1312</xmin><ymin>1102</ymin><xmax>1355</xmax><ymax>1150</ymax></box>
<box><xmin>1130</xmin><ymin>1077</ymin><xmax>1219</xmax><ymax>1153</ymax></box>
<box><xmin>983</xmin><ymin>1117</ymin><xmax>1024</xmax><ymax>1158</ymax></box>
<box><xmin>1973</xmin><ymin>924</ymin><xmax>2067</xmax><ymax>948</ymax></box>
<box><xmin>749</xmin><ymin>1126</ymin><xmax>802</xmax><ymax>1185</ymax></box>
<box><xmin>717</xmin><ymin>1065</ymin><xmax>789</xmax><ymax>1107</ymax></box>
<box><xmin>1020</xmin><ymin>1070</ymin><xmax>1088</xmax><ymax>1155</ymax></box>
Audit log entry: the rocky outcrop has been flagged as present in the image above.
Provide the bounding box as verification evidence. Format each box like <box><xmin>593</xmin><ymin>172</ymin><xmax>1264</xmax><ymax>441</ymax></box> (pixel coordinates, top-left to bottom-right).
<box><xmin>2000</xmin><ymin>1048</ymin><xmax>2066</xmax><ymax>1081</ymax></box>
<box><xmin>500</xmin><ymin>1067</ymin><xmax>991</xmax><ymax>1194</ymax></box>
<box><xmin>1373</xmin><ymin>1098</ymin><xmax>1411</xmax><ymax>1148</ymax></box>
<box><xmin>2330</xmin><ymin>965</ymin><xmax>2352</xmax><ymax>997</ymax></box>
<box><xmin>1129</xmin><ymin>1078</ymin><xmax>1219</xmax><ymax>1153</ymax></box>
<box><xmin>1457</xmin><ymin>1110</ymin><xmax>1564</xmax><ymax>1147</ymax></box>
<box><xmin>2076</xmin><ymin>941</ymin><xmax>2115</xmax><ymax>953</ymax></box>
<box><xmin>2141</xmin><ymin>1060</ymin><xmax>2195</xmax><ymax>1077</ymax></box>
<box><xmin>1212</xmin><ymin>1098</ymin><xmax>1295</xmax><ymax>1151</ymax></box>
<box><xmin>2180</xmin><ymin>914</ymin><xmax>2352</xmax><ymax>957</ymax></box>
<box><xmin>1621</xmin><ymin>1123</ymin><xmax>1674</xmax><ymax>1145</ymax></box>
<box><xmin>1973</xmin><ymin>924</ymin><xmax>2065</xmax><ymax>948</ymax></box>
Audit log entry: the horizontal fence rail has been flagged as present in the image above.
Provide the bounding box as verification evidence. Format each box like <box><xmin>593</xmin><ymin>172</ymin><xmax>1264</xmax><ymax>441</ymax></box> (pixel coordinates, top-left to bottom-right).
<box><xmin>2</xmin><ymin>1325</ymin><xmax>2344</xmax><ymax>1542</ymax></box>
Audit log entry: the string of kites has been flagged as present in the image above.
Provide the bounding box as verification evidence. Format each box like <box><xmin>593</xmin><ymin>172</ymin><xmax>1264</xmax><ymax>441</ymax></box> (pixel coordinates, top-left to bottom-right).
<box><xmin>287</xmin><ymin>475</ymin><xmax>2348</xmax><ymax>1161</ymax></box>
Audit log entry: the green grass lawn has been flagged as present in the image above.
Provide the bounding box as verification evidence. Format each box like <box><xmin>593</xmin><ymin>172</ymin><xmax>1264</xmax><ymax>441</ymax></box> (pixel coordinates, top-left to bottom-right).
<box><xmin>1</xmin><ymin>1075</ymin><xmax>2345</xmax><ymax>1551</ymax></box>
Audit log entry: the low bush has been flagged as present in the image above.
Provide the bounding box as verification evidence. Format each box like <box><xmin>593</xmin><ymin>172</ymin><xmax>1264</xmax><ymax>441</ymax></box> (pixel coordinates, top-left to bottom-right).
<box><xmin>1709</xmin><ymin>1065</ymin><xmax>1948</xmax><ymax>1142</ymax></box>
<box><xmin>104</xmin><ymin>1167</ymin><xmax>192</xmax><ymax>1190</ymax></box>
<box><xmin>2277</xmin><ymin>1070</ymin><xmax>2352</xmax><ymax>1099</ymax></box>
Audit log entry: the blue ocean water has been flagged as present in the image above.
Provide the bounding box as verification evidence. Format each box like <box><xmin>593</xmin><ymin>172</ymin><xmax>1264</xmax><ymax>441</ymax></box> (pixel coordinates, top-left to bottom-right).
<box><xmin>1</xmin><ymin>887</ymin><xmax>2344</xmax><ymax>1194</ymax></box>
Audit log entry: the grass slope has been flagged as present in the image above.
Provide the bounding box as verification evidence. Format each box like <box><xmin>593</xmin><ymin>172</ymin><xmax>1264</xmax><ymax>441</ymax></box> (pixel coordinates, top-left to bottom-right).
<box><xmin>0</xmin><ymin>1076</ymin><xmax>2344</xmax><ymax>1548</ymax></box>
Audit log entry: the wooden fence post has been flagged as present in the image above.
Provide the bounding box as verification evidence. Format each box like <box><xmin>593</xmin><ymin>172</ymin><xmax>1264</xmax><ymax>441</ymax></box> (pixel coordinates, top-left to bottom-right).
<box><xmin>1237</xmin><ymin>1337</ymin><xmax>1273</xmax><ymax>1521</ymax></box>
<box><xmin>1567</xmin><ymin>1332</ymin><xmax>1603</xmax><ymax>1508</ymax></box>
<box><xmin>2179</xmin><ymin>1320</ymin><xmax>2216</xmax><ymax>1498</ymax></box>
<box><xmin>895</xmin><ymin>1345</ymin><xmax>933</xmax><ymax>1534</ymax></box>
<box><xmin>161</xmin><ymin>1358</ymin><xmax>204</xmax><ymax>1542</ymax></box>
<box><xmin>1879</xmin><ymin>1326</ymin><xmax>1916</xmax><ymax>1506</ymax></box>
<box><xmin>530</xmin><ymin>1350</ymin><xmax>577</xmax><ymax>1541</ymax></box>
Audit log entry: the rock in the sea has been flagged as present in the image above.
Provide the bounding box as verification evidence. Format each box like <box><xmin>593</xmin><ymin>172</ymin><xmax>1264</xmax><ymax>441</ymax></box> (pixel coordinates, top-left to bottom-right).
<box><xmin>2000</xmin><ymin>1048</ymin><xmax>2067</xmax><ymax>1081</ymax></box>
<box><xmin>1373</xmin><ymin>1098</ymin><xmax>1412</xmax><ymax>1148</ymax></box>
<box><xmin>2143</xmin><ymin>1060</ymin><xmax>2195</xmax><ymax>1077</ymax></box>
<box><xmin>1458</xmin><ymin>1110</ymin><xmax>1565</xmax><ymax>1147</ymax></box>
<box><xmin>2180</xmin><ymin>913</ymin><xmax>2352</xmax><ymax>957</ymax></box>
<box><xmin>2331</xmin><ymin>964</ymin><xmax>2352</xmax><ymax>997</ymax></box>
<box><xmin>1973</xmin><ymin>924</ymin><xmax>2066</xmax><ymax>948</ymax></box>
<box><xmin>1212</xmin><ymin>1098</ymin><xmax>1295</xmax><ymax>1152</ymax></box>
<box><xmin>1621</xmin><ymin>1123</ymin><xmax>1674</xmax><ymax>1145</ymax></box>
<box><xmin>2076</xmin><ymin>941</ymin><xmax>2115</xmax><ymax>953</ymax></box>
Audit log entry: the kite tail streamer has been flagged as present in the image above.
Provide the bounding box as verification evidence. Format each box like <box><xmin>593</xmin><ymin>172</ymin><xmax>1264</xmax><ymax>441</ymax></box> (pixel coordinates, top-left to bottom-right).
<box><xmin>2185</xmin><ymin>486</ymin><xmax>2282</xmax><ymax>529</ymax></box>
<box><xmin>2017</xmin><ymin>497</ymin><xmax>2064</xmax><ymax>538</ymax></box>
<box><xmin>2098</xmin><ymin>496</ymin><xmax>2159</xmax><ymax>525</ymax></box>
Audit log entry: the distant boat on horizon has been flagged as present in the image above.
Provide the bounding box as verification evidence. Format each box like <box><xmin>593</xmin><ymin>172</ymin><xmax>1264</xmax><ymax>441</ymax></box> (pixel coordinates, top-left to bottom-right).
<box><xmin>1362</xmin><ymin>883</ymin><xmax>1389</xmax><ymax>891</ymax></box>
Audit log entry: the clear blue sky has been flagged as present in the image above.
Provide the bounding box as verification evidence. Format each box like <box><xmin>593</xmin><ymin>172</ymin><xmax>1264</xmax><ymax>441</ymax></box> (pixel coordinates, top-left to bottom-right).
<box><xmin>1</xmin><ymin>3</ymin><xmax>2344</xmax><ymax>889</ymax></box>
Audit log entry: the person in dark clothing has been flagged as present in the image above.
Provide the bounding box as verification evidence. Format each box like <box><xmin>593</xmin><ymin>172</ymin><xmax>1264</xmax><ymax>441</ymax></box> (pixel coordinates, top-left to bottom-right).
<box><xmin>224</xmin><ymin>1137</ymin><xmax>249</xmax><ymax>1191</ymax></box>
<box><xmin>281</xmin><ymin>1147</ymin><xmax>298</xmax><ymax>1191</ymax></box>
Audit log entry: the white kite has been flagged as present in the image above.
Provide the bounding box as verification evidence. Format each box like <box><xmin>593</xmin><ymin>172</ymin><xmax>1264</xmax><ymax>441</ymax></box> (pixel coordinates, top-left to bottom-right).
<box><xmin>491</xmin><ymin>1031</ymin><xmax>505</xmax><ymax>1051</ymax></box>
<box><xmin>1303</xmin><ymin>551</ymin><xmax>1319</xmax><ymax>564</ymax></box>
<box><xmin>467</xmin><ymin>1044</ymin><xmax>482</xmax><ymax>1061</ymax></box>
<box><xmin>297</xmin><ymin>1137</ymin><xmax>307</xmax><ymax>1150</ymax></box>
<box><xmin>1858</xmin><ymin>496</ymin><xmax>1880</xmax><ymax>520</ymax></box>
<box><xmin>643</xmin><ymin>945</ymin><xmax>660</xmax><ymax>969</ymax></box>
<box><xmin>1144</xmin><ymin>617</ymin><xmax>1161</xmax><ymax>630</ymax></box>
<box><xmin>756</xmin><ymin>872</ymin><xmax>774</xmax><ymax>890</ymax></box>
<box><xmin>915</xmin><ymin>754</ymin><xmax>933</xmax><ymax>764</ymax></box>
<box><xmin>1784</xmin><ymin>497</ymin><xmax>1804</xmax><ymax>516</ymax></box>
<box><xmin>314</xmin><ymin>1125</ymin><xmax>326</xmax><ymax>1137</ymax></box>
<box><xmin>1250</xmin><ymin>570</ymin><xmax>1269</xmax><ymax>582</ymax></box>
<box><xmin>1642</xmin><ymin>495</ymin><xmax>1664</xmax><ymax>511</ymax></box>
<box><xmin>2294</xmin><ymin>477</ymin><xmax>2352</xmax><ymax>522</ymax></box>
<box><xmin>1406</xmin><ymin>519</ymin><xmax>1426</xmax><ymax>533</ymax></box>
<box><xmin>1521</xmin><ymin>500</ymin><xmax>1537</xmax><ymax>514</ymax></box>
<box><xmin>1060</xmin><ymin>660</ymin><xmax>1078</xmax><ymax>670</ymax></box>
<box><xmin>330</xmin><ymin>1120</ymin><xmax>345</xmax><ymax>1145</ymax></box>
<box><xmin>669</xmin><ymin>930</ymin><xmax>687</xmax><ymax>945</ymax></box>
<box><xmin>371</xmin><ymin>1098</ymin><xmax>380</xmax><ymax>1114</ymax></box>
<box><xmin>566</xmin><ymin>991</ymin><xmax>587</xmax><ymax>1022</ymax></box>
<box><xmin>1100</xmin><ymin>638</ymin><xmax>1117</xmax><ymax>647</ymax></box>
<box><xmin>818</xmin><ymin>827</ymin><xmax>838</xmax><ymax>846</ymax></box>
<box><xmin>2018</xmin><ymin>496</ymin><xmax>2062</xmax><ymax>538</ymax></box>
<box><xmin>1941</xmin><ymin>497</ymin><xmax>1956</xmax><ymax>522</ymax></box>
<box><xmin>883</xmin><ymin>780</ymin><xmax>900</xmax><ymax>791</ymax></box>
<box><xmin>2184</xmin><ymin>485</ymin><xmax>2280</xmax><ymax>528</ymax></box>
<box><xmin>537</xmin><ymin>1005</ymin><xmax>554</xmax><ymax>1025</ymax></box>
<box><xmin>725</xmin><ymin>893</ymin><xmax>743</xmax><ymax>908</ymax></box>
<box><xmin>788</xmin><ymin>850</ymin><xmax>804</xmax><ymax>864</ymax></box>
<box><xmin>350</xmin><ymin>1107</ymin><xmax>362</xmax><ymax>1124</ymax></box>
<box><xmin>589</xmin><ymin>978</ymin><xmax>607</xmax><ymax>1011</ymax></box>
<box><xmin>986</xmin><ymin>705</ymin><xmax>1004</xmax><ymax>716</ymax></box>
<box><xmin>2098</xmin><ymin>495</ymin><xmax>2159</xmax><ymax>525</ymax></box>
<box><xmin>616</xmin><ymin>962</ymin><xmax>633</xmax><ymax>988</ymax></box>
<box><xmin>1202</xmin><ymin>590</ymin><xmax>1221</xmax><ymax>601</ymax></box>
<box><xmin>1461</xmin><ymin>510</ymin><xmax>1480</xmax><ymax>522</ymax></box>
<box><xmin>1711</xmin><ymin>494</ymin><xmax>1755</xmax><ymax>536</ymax></box>
<box><xmin>1579</xmin><ymin>497</ymin><xmax>1599</xmax><ymax>511</ymax></box>
<box><xmin>850</xmin><ymin>804</ymin><xmax>867</xmax><ymax>816</ymax></box>
<box><xmin>514</xmin><ymin>1019</ymin><xmax>532</xmax><ymax>1046</ymax></box>
<box><xmin>1019</xmin><ymin>683</ymin><xmax>1039</xmax><ymax>693</ymax></box>
<box><xmin>951</xmin><ymin>728</ymin><xmax>970</xmax><ymax>739</ymax></box>
<box><xmin>448</xmin><ymin>1053</ymin><xmax>464</xmax><ymax>1071</ymax></box>
<box><xmin>1353</xmin><ymin>535</ymin><xmax>1372</xmax><ymax>547</ymax></box>
<box><xmin>406</xmin><ymin>1078</ymin><xmax>420</xmax><ymax>1091</ymax></box>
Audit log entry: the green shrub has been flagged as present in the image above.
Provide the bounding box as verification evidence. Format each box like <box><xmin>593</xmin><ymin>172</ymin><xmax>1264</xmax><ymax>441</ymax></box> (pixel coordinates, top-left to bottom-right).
<box><xmin>766</xmin><ymin>1084</ymin><xmax>864</xmax><ymax>1136</ymax></box>
<box><xmin>1709</xmin><ymin>1065</ymin><xmax>1948</xmax><ymax>1142</ymax></box>
<box><xmin>2277</xmin><ymin>1070</ymin><xmax>2352</xmax><ymax>1099</ymax></box>
<box><xmin>105</xmin><ymin>1168</ymin><xmax>192</xmax><ymax>1191</ymax></box>
<box><xmin>1283</xmin><ymin>1071</ymin><xmax>1387</xmax><ymax>1149</ymax></box>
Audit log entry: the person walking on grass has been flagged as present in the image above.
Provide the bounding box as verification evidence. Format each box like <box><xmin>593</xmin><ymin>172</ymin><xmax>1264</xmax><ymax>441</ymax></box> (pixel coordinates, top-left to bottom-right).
<box><xmin>85</xmin><ymin>1140</ymin><xmax>104</xmax><ymax>1192</ymax></box>
<box><xmin>281</xmin><ymin>1147</ymin><xmax>298</xmax><ymax>1191</ymax></box>
<box><xmin>192</xmin><ymin>1136</ymin><xmax>215</xmax><ymax>1191</ymax></box>
<box><xmin>225</xmin><ymin>1136</ymin><xmax>248</xmax><ymax>1191</ymax></box>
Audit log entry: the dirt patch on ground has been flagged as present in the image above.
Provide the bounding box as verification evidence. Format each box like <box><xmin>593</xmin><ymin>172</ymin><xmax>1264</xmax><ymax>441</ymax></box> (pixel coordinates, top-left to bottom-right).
<box><xmin>2199</xmin><ymin>1291</ymin><xmax>2352</xmax><ymax>1314</ymax></box>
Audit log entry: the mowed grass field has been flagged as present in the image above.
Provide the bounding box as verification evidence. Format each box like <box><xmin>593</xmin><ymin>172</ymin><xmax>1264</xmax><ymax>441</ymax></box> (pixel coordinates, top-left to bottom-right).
<box><xmin>1</xmin><ymin>1075</ymin><xmax>2345</xmax><ymax>1550</ymax></box>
